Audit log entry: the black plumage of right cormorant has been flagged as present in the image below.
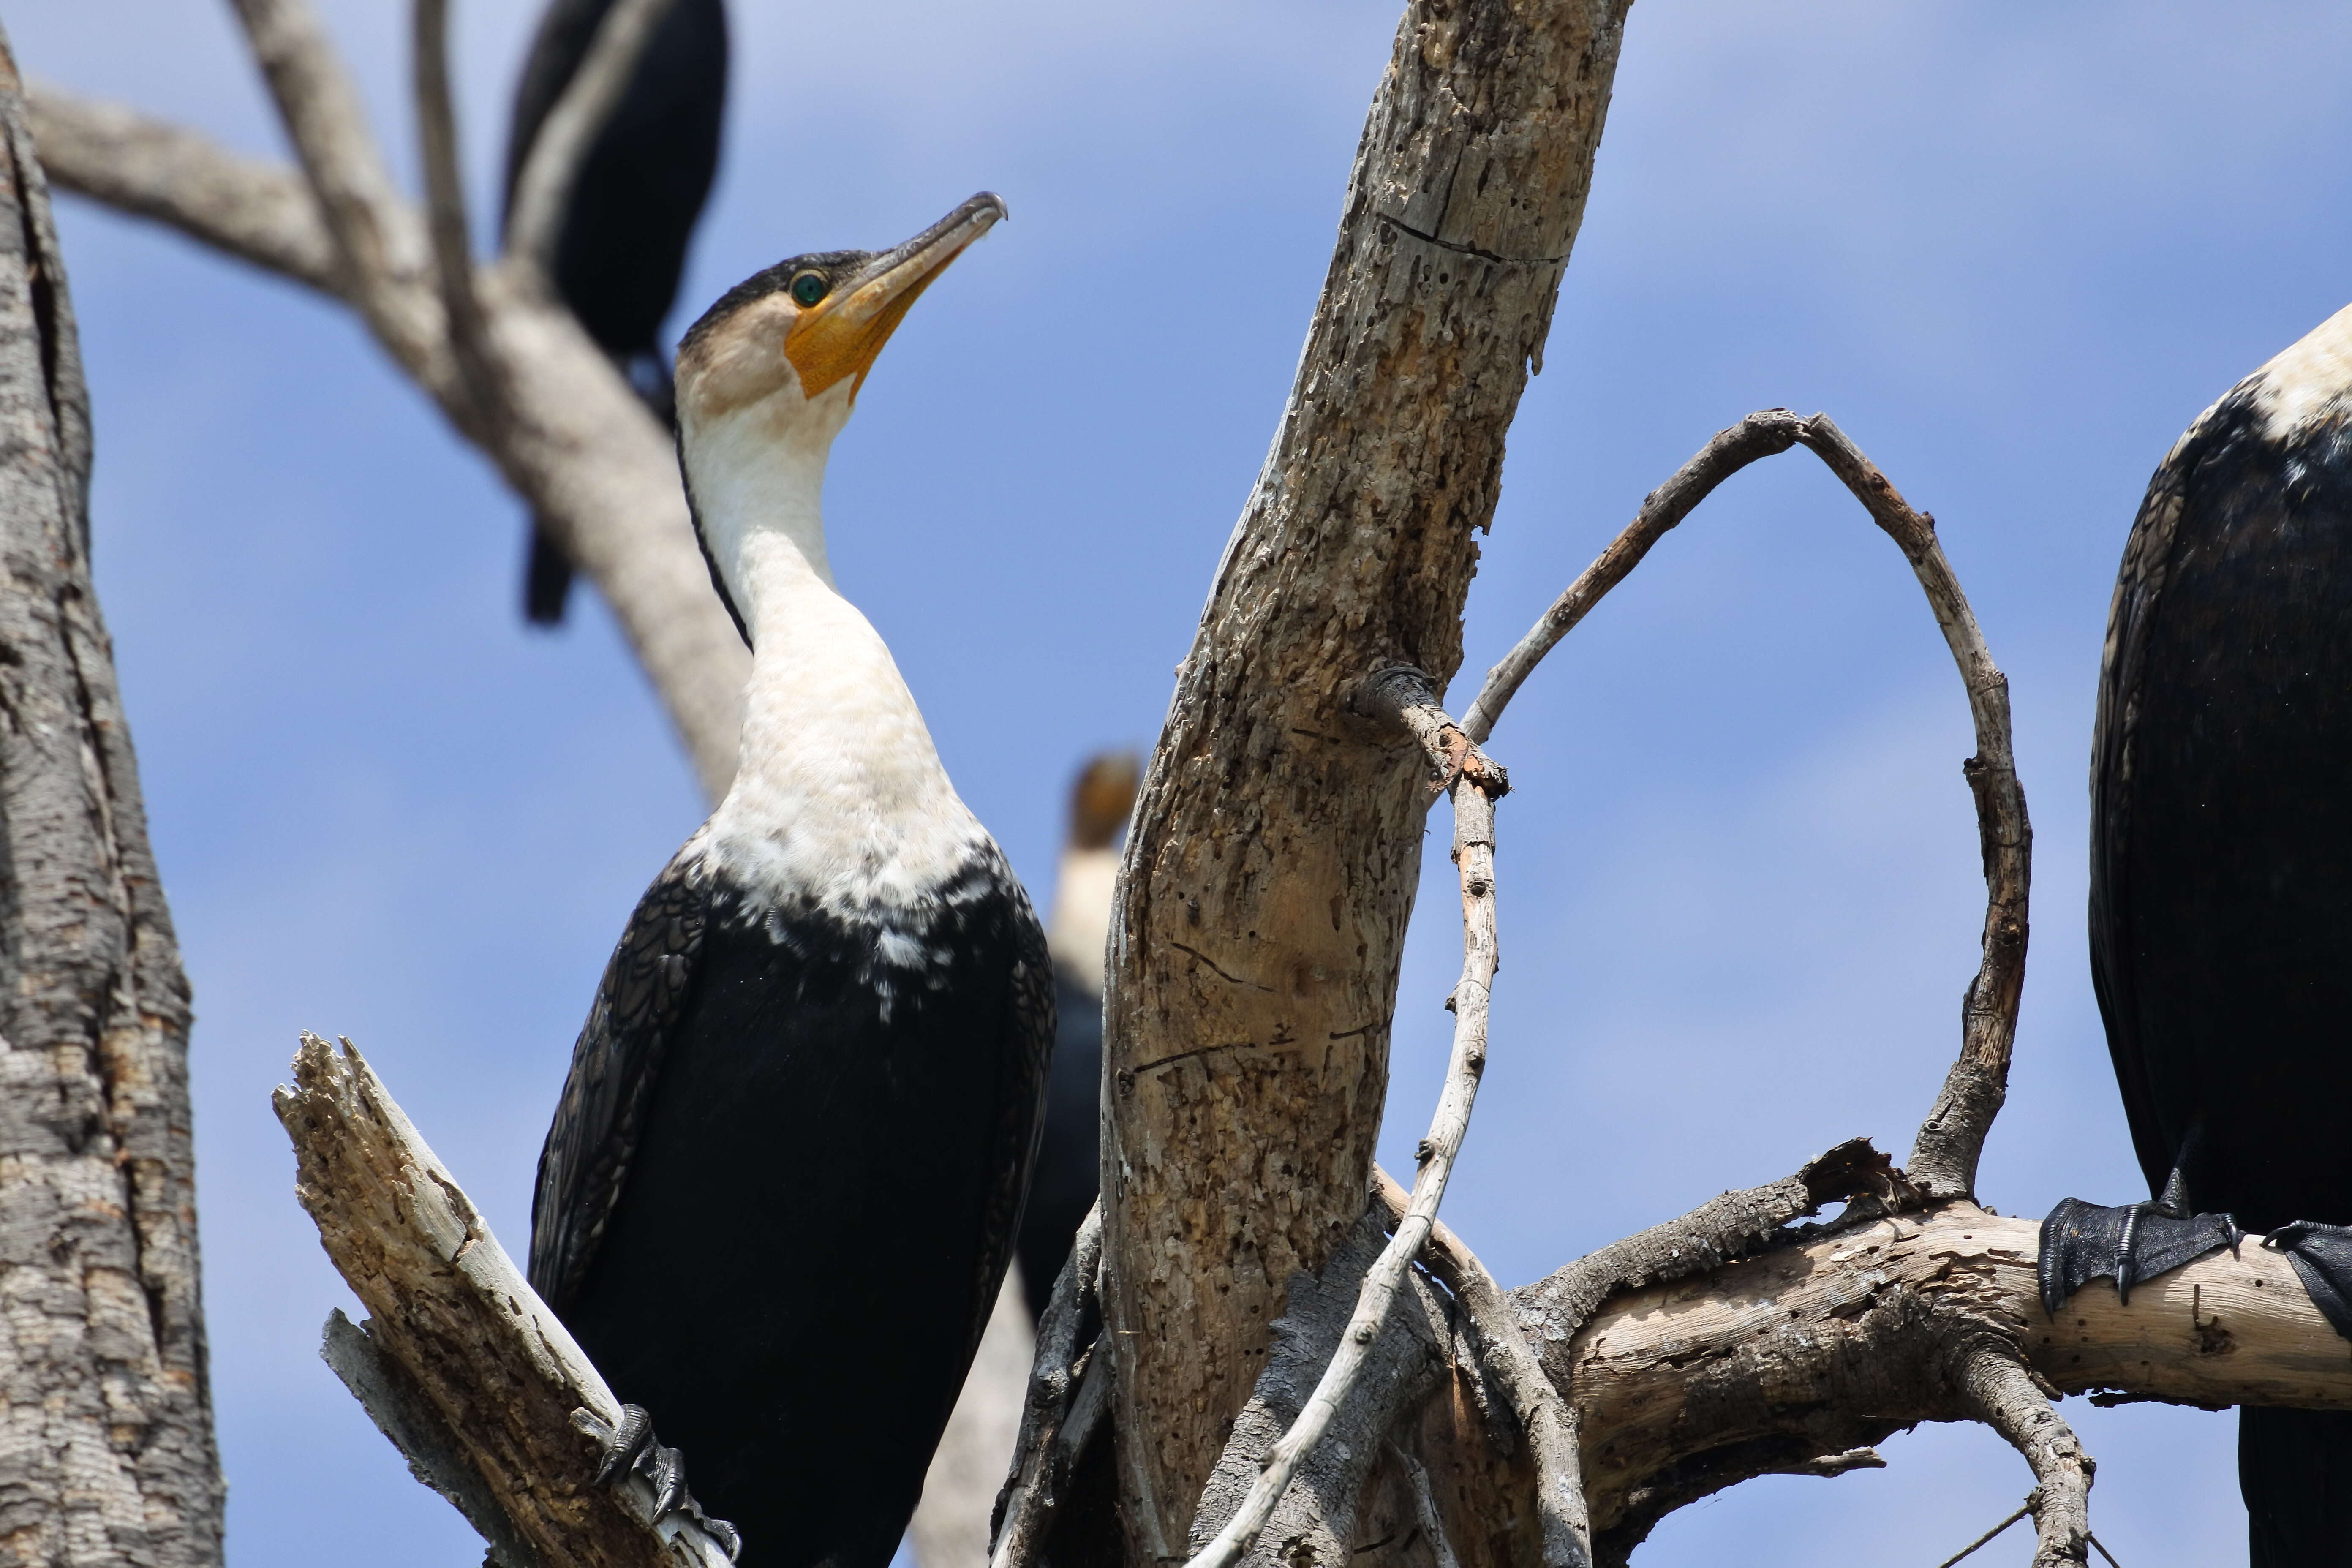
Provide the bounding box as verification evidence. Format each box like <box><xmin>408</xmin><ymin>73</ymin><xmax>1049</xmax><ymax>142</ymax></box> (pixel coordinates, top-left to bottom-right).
<box><xmin>2039</xmin><ymin>300</ymin><xmax>2352</xmax><ymax>1565</ymax></box>
<box><xmin>502</xmin><ymin>0</ymin><xmax>728</xmax><ymax>624</ymax></box>
<box><xmin>529</xmin><ymin>194</ymin><xmax>1048</xmax><ymax>1568</ymax></box>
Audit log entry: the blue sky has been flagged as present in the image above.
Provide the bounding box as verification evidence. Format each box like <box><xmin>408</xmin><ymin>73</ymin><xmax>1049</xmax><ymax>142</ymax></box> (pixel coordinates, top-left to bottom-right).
<box><xmin>16</xmin><ymin>1</ymin><xmax>2352</xmax><ymax>1563</ymax></box>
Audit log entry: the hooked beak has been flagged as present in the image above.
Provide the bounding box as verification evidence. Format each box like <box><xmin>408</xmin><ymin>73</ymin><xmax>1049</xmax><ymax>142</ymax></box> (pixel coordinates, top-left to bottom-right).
<box><xmin>784</xmin><ymin>192</ymin><xmax>1007</xmax><ymax>401</ymax></box>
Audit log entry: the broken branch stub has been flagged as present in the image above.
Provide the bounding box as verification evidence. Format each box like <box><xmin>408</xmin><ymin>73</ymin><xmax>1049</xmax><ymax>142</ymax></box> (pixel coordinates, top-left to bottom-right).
<box><xmin>272</xmin><ymin>1032</ymin><xmax>732</xmax><ymax>1568</ymax></box>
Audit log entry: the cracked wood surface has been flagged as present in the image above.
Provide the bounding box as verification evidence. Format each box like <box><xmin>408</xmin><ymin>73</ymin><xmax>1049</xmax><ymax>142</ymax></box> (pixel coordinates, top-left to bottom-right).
<box><xmin>1101</xmin><ymin>0</ymin><xmax>1632</xmax><ymax>1551</ymax></box>
<box><xmin>0</xmin><ymin>33</ymin><xmax>224</xmax><ymax>1566</ymax></box>
<box><xmin>274</xmin><ymin>1034</ymin><xmax>732</xmax><ymax>1568</ymax></box>
<box><xmin>1553</xmin><ymin>1204</ymin><xmax>2352</xmax><ymax>1559</ymax></box>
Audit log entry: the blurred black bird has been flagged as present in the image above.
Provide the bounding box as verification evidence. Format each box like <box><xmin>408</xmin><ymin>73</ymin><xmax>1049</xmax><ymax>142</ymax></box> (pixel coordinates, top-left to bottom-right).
<box><xmin>1017</xmin><ymin>751</ymin><xmax>1139</xmax><ymax>1318</ymax></box>
<box><xmin>502</xmin><ymin>0</ymin><xmax>728</xmax><ymax>624</ymax></box>
<box><xmin>528</xmin><ymin>195</ymin><xmax>1046</xmax><ymax>1568</ymax></box>
<box><xmin>2039</xmin><ymin>300</ymin><xmax>2352</xmax><ymax>1565</ymax></box>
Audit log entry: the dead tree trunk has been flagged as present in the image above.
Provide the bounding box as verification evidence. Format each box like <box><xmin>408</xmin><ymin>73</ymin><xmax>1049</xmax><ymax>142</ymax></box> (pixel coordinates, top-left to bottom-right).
<box><xmin>1104</xmin><ymin>0</ymin><xmax>1632</xmax><ymax>1552</ymax></box>
<box><xmin>0</xmin><ymin>30</ymin><xmax>224</xmax><ymax>1568</ymax></box>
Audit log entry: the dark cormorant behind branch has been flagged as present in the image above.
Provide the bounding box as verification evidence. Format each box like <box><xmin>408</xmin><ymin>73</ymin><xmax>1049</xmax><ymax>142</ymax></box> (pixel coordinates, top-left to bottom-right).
<box><xmin>2040</xmin><ymin>302</ymin><xmax>2352</xmax><ymax>1565</ymax></box>
<box><xmin>503</xmin><ymin>0</ymin><xmax>727</xmax><ymax>624</ymax></box>
<box><xmin>528</xmin><ymin>194</ymin><xmax>1046</xmax><ymax>1568</ymax></box>
<box><xmin>1017</xmin><ymin>751</ymin><xmax>1138</xmax><ymax>1317</ymax></box>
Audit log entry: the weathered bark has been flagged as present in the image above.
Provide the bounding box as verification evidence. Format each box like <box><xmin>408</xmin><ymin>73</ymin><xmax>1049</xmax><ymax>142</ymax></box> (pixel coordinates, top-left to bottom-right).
<box><xmin>0</xmin><ymin>33</ymin><xmax>224</xmax><ymax>1566</ymax></box>
<box><xmin>1102</xmin><ymin>0</ymin><xmax>1632</xmax><ymax>1550</ymax></box>
<box><xmin>273</xmin><ymin>1034</ymin><xmax>733</xmax><ymax>1568</ymax></box>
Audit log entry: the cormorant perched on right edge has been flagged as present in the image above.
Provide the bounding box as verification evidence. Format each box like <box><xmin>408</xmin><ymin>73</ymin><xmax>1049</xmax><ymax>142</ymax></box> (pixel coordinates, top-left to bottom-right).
<box><xmin>503</xmin><ymin>0</ymin><xmax>728</xmax><ymax>624</ymax></box>
<box><xmin>2040</xmin><ymin>301</ymin><xmax>2352</xmax><ymax>1564</ymax></box>
<box><xmin>528</xmin><ymin>194</ymin><xmax>1048</xmax><ymax>1568</ymax></box>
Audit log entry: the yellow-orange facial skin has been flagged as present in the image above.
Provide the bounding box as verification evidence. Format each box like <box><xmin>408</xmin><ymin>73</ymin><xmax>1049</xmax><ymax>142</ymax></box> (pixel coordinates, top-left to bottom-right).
<box><xmin>782</xmin><ymin>213</ymin><xmax>998</xmax><ymax>402</ymax></box>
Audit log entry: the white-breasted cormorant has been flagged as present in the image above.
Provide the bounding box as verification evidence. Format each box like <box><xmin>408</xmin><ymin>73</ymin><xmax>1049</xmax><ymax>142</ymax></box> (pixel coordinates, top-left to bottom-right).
<box><xmin>528</xmin><ymin>193</ymin><xmax>1050</xmax><ymax>1568</ymax></box>
<box><xmin>2041</xmin><ymin>301</ymin><xmax>2352</xmax><ymax>1565</ymax></box>
<box><xmin>503</xmin><ymin>0</ymin><xmax>728</xmax><ymax>624</ymax></box>
<box><xmin>1015</xmin><ymin>752</ymin><xmax>1138</xmax><ymax>1317</ymax></box>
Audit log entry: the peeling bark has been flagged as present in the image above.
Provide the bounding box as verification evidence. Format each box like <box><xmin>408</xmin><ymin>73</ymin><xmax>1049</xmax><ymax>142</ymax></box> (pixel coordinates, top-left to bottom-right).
<box><xmin>0</xmin><ymin>32</ymin><xmax>224</xmax><ymax>1566</ymax></box>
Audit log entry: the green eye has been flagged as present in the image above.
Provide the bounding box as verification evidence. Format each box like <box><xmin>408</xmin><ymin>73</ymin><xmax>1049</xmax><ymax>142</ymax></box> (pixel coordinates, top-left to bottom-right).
<box><xmin>789</xmin><ymin>271</ymin><xmax>830</xmax><ymax>308</ymax></box>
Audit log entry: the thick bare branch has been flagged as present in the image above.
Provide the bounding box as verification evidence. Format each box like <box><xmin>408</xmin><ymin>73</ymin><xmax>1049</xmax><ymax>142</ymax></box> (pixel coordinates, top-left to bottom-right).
<box><xmin>24</xmin><ymin>85</ymin><xmax>339</xmax><ymax>293</ymax></box>
<box><xmin>501</xmin><ymin>0</ymin><xmax>682</xmax><ymax>275</ymax></box>
<box><xmin>1102</xmin><ymin>0</ymin><xmax>1632</xmax><ymax>1544</ymax></box>
<box><xmin>1184</xmin><ymin>676</ymin><xmax>1506</xmax><ymax>1568</ymax></box>
<box><xmin>411</xmin><ymin>0</ymin><xmax>504</xmax><ymax>433</ymax></box>
<box><xmin>225</xmin><ymin>0</ymin><xmax>441</xmax><ymax>370</ymax></box>
<box><xmin>1458</xmin><ymin>409</ymin><xmax>2030</xmax><ymax>1199</ymax></box>
<box><xmin>273</xmin><ymin>1033</ymin><xmax>734</xmax><ymax>1568</ymax></box>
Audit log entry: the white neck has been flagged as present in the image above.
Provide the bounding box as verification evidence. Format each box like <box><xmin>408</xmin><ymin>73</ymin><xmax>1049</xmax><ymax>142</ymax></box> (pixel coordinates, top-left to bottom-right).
<box><xmin>2251</xmin><ymin>300</ymin><xmax>2352</xmax><ymax>441</ymax></box>
<box><xmin>1048</xmin><ymin>846</ymin><xmax>1118</xmax><ymax>987</ymax></box>
<box><xmin>681</xmin><ymin>396</ymin><xmax>987</xmax><ymax>913</ymax></box>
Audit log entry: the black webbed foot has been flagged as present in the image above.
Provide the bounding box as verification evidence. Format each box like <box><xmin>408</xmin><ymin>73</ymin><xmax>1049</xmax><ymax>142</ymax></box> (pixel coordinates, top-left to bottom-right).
<box><xmin>588</xmin><ymin>1403</ymin><xmax>743</xmax><ymax>1561</ymax></box>
<box><xmin>2039</xmin><ymin>1196</ymin><xmax>2242</xmax><ymax>1314</ymax></box>
<box><xmin>2262</xmin><ymin>1222</ymin><xmax>2352</xmax><ymax>1341</ymax></box>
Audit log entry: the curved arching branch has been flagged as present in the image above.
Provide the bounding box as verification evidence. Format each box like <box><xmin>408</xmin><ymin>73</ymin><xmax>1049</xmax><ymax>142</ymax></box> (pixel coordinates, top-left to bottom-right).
<box><xmin>1462</xmin><ymin>408</ymin><xmax>2030</xmax><ymax>1200</ymax></box>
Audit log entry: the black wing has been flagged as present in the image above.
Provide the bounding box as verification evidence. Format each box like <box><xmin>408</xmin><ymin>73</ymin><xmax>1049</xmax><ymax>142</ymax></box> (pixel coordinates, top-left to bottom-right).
<box><xmin>960</xmin><ymin>881</ymin><xmax>1057</xmax><ymax>1372</ymax></box>
<box><xmin>2088</xmin><ymin>400</ymin><xmax>2228</xmax><ymax>1198</ymax></box>
<box><xmin>529</xmin><ymin>852</ymin><xmax>710</xmax><ymax>1314</ymax></box>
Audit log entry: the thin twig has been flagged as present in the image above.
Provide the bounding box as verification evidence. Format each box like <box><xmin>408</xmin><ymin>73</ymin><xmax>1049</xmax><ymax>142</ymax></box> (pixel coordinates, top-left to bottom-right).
<box><xmin>991</xmin><ymin>1204</ymin><xmax>1105</xmax><ymax>1568</ymax></box>
<box><xmin>1459</xmin><ymin>409</ymin><xmax>2030</xmax><ymax>1201</ymax></box>
<box><xmin>1184</xmin><ymin>672</ymin><xmax>1504</xmax><ymax>1568</ymax></box>
<box><xmin>2087</xmin><ymin>1534</ymin><xmax>2123</xmax><ymax>1568</ymax></box>
<box><xmin>25</xmin><ymin>86</ymin><xmax>340</xmax><ymax>294</ymax></box>
<box><xmin>1933</xmin><ymin>1502</ymin><xmax>2028</xmax><ymax>1568</ymax></box>
<box><xmin>411</xmin><ymin>0</ymin><xmax>503</xmax><ymax>434</ymax></box>
<box><xmin>502</xmin><ymin>0</ymin><xmax>682</xmax><ymax>277</ymax></box>
<box><xmin>1373</xmin><ymin>1168</ymin><xmax>1589</xmax><ymax>1568</ymax></box>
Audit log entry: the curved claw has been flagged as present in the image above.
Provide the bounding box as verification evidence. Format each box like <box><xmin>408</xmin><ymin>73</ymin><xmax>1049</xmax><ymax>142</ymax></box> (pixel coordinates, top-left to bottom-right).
<box><xmin>596</xmin><ymin>1403</ymin><xmax>656</xmax><ymax>1486</ymax></box>
<box><xmin>2114</xmin><ymin>1201</ymin><xmax>2147</xmax><ymax>1305</ymax></box>
<box><xmin>702</xmin><ymin>1516</ymin><xmax>743</xmax><ymax>1562</ymax></box>
<box><xmin>645</xmin><ymin>1442</ymin><xmax>688</xmax><ymax>1521</ymax></box>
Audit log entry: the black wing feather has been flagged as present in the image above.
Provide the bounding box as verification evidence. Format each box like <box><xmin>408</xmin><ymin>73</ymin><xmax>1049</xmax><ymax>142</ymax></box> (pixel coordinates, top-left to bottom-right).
<box><xmin>529</xmin><ymin>852</ymin><xmax>710</xmax><ymax>1313</ymax></box>
<box><xmin>2088</xmin><ymin>398</ymin><xmax>2232</xmax><ymax>1198</ymax></box>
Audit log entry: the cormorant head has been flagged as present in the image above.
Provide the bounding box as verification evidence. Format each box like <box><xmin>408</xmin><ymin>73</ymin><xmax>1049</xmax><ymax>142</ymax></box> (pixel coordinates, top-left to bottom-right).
<box><xmin>675</xmin><ymin>192</ymin><xmax>1005</xmax><ymax>446</ymax></box>
<box><xmin>673</xmin><ymin>193</ymin><xmax>1004</xmax><ymax>629</ymax></box>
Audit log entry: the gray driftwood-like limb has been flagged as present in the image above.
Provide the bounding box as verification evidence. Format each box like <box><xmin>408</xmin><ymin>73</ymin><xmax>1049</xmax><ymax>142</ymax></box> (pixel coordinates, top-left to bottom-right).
<box><xmin>39</xmin><ymin>3</ymin><xmax>750</xmax><ymax>797</ymax></box>
<box><xmin>1100</xmin><ymin>0</ymin><xmax>1633</xmax><ymax>1544</ymax></box>
<box><xmin>24</xmin><ymin>86</ymin><xmax>340</xmax><ymax>293</ymax></box>
<box><xmin>0</xmin><ymin>36</ymin><xmax>226</xmax><ymax>1563</ymax></box>
<box><xmin>273</xmin><ymin>1033</ymin><xmax>733</xmax><ymax>1568</ymax></box>
<box><xmin>411</xmin><ymin>0</ymin><xmax>503</xmax><ymax>438</ymax></box>
<box><xmin>1184</xmin><ymin>676</ymin><xmax>1506</xmax><ymax>1568</ymax></box>
<box><xmin>1551</xmin><ymin>1201</ymin><xmax>2352</xmax><ymax>1563</ymax></box>
<box><xmin>1372</xmin><ymin>1169</ymin><xmax>1587</xmax><ymax>1568</ymax></box>
<box><xmin>1187</xmin><ymin>1214</ymin><xmax>1451</xmax><ymax>1568</ymax></box>
<box><xmin>1955</xmin><ymin>1348</ymin><xmax>2091</xmax><ymax>1568</ymax></box>
<box><xmin>1389</xmin><ymin>1441</ymin><xmax>1461</xmax><ymax>1568</ymax></box>
<box><xmin>1454</xmin><ymin>408</ymin><xmax>2028</xmax><ymax>1200</ymax></box>
<box><xmin>991</xmin><ymin>1205</ymin><xmax>1104</xmax><ymax>1568</ymax></box>
<box><xmin>322</xmin><ymin>1308</ymin><xmax>542</xmax><ymax>1568</ymax></box>
<box><xmin>225</xmin><ymin>0</ymin><xmax>441</xmax><ymax>368</ymax></box>
<box><xmin>501</xmin><ymin>0</ymin><xmax>681</xmax><ymax>272</ymax></box>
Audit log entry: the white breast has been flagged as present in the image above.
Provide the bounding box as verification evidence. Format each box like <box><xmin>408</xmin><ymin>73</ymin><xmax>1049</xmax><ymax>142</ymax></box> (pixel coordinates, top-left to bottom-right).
<box><xmin>2251</xmin><ymin>301</ymin><xmax>2352</xmax><ymax>441</ymax></box>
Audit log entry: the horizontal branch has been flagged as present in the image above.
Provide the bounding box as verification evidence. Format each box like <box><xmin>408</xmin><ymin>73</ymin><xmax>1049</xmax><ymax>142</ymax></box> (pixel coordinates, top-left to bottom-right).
<box><xmin>273</xmin><ymin>1033</ymin><xmax>734</xmax><ymax>1568</ymax></box>
<box><xmin>24</xmin><ymin>86</ymin><xmax>339</xmax><ymax>294</ymax></box>
<box><xmin>1555</xmin><ymin>1200</ymin><xmax>2352</xmax><ymax>1558</ymax></box>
